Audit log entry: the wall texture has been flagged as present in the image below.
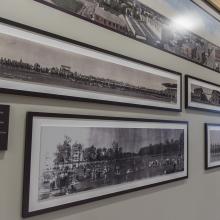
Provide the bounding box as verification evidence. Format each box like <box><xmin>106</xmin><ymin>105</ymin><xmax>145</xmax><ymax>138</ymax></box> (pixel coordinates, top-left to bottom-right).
<box><xmin>0</xmin><ymin>1</ymin><xmax>220</xmax><ymax>220</ymax></box>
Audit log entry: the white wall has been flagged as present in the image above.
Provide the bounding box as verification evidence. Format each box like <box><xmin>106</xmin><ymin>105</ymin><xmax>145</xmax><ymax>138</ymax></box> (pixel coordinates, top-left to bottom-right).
<box><xmin>0</xmin><ymin>1</ymin><xmax>220</xmax><ymax>220</ymax></box>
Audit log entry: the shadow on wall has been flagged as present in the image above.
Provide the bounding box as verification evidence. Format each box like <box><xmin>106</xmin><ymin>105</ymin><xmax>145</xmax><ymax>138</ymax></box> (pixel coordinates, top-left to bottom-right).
<box><xmin>205</xmin><ymin>166</ymin><xmax>220</xmax><ymax>174</ymax></box>
<box><xmin>0</xmin><ymin>151</ymin><xmax>5</xmax><ymax>160</ymax></box>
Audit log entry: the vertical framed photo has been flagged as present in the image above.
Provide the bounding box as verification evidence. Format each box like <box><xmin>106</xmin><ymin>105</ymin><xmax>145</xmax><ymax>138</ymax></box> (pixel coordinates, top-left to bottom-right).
<box><xmin>205</xmin><ymin>123</ymin><xmax>220</xmax><ymax>169</ymax></box>
<box><xmin>0</xmin><ymin>104</ymin><xmax>10</xmax><ymax>151</ymax></box>
<box><xmin>185</xmin><ymin>75</ymin><xmax>220</xmax><ymax>113</ymax></box>
<box><xmin>22</xmin><ymin>112</ymin><xmax>188</xmax><ymax>217</ymax></box>
<box><xmin>0</xmin><ymin>19</ymin><xmax>182</xmax><ymax>111</ymax></box>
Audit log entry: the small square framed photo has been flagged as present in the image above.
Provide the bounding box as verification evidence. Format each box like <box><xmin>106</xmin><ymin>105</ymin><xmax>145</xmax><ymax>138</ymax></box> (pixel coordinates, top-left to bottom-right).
<box><xmin>205</xmin><ymin>123</ymin><xmax>220</xmax><ymax>169</ymax></box>
<box><xmin>185</xmin><ymin>75</ymin><xmax>220</xmax><ymax>113</ymax></box>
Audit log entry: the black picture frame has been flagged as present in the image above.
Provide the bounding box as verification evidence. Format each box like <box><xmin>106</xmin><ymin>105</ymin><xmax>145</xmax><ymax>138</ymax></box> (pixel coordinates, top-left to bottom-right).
<box><xmin>0</xmin><ymin>17</ymin><xmax>182</xmax><ymax>112</ymax></box>
<box><xmin>185</xmin><ymin>75</ymin><xmax>220</xmax><ymax>113</ymax></box>
<box><xmin>33</xmin><ymin>0</ymin><xmax>220</xmax><ymax>74</ymax></box>
<box><xmin>22</xmin><ymin>112</ymin><xmax>188</xmax><ymax>217</ymax></box>
<box><xmin>0</xmin><ymin>104</ymin><xmax>10</xmax><ymax>151</ymax></box>
<box><xmin>205</xmin><ymin>123</ymin><xmax>220</xmax><ymax>170</ymax></box>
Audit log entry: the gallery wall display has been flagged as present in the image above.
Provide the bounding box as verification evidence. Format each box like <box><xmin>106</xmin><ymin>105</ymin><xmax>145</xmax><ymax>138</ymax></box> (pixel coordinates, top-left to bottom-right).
<box><xmin>185</xmin><ymin>75</ymin><xmax>220</xmax><ymax>113</ymax></box>
<box><xmin>0</xmin><ymin>18</ymin><xmax>181</xmax><ymax>111</ymax></box>
<box><xmin>205</xmin><ymin>123</ymin><xmax>220</xmax><ymax>169</ymax></box>
<box><xmin>22</xmin><ymin>112</ymin><xmax>188</xmax><ymax>217</ymax></box>
<box><xmin>34</xmin><ymin>0</ymin><xmax>220</xmax><ymax>73</ymax></box>
<box><xmin>0</xmin><ymin>104</ymin><xmax>10</xmax><ymax>151</ymax></box>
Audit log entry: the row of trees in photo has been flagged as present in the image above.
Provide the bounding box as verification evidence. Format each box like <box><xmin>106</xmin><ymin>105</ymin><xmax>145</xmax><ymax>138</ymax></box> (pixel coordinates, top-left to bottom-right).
<box><xmin>53</xmin><ymin>132</ymin><xmax>184</xmax><ymax>165</ymax></box>
<box><xmin>0</xmin><ymin>57</ymin><xmax>67</xmax><ymax>75</ymax></box>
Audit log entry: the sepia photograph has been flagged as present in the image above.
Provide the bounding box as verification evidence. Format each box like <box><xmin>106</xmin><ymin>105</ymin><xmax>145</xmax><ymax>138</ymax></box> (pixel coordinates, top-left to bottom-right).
<box><xmin>34</xmin><ymin>0</ymin><xmax>220</xmax><ymax>73</ymax></box>
<box><xmin>186</xmin><ymin>75</ymin><xmax>220</xmax><ymax>113</ymax></box>
<box><xmin>0</xmin><ymin>22</ymin><xmax>181</xmax><ymax>111</ymax></box>
<box><xmin>22</xmin><ymin>113</ymin><xmax>188</xmax><ymax>217</ymax></box>
<box><xmin>205</xmin><ymin>123</ymin><xmax>220</xmax><ymax>169</ymax></box>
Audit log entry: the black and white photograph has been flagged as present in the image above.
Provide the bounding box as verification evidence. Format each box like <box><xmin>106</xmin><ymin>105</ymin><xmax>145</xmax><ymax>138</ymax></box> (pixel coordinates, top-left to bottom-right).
<box><xmin>205</xmin><ymin>123</ymin><xmax>220</xmax><ymax>169</ymax></box>
<box><xmin>0</xmin><ymin>22</ymin><xmax>181</xmax><ymax>111</ymax></box>
<box><xmin>186</xmin><ymin>75</ymin><xmax>220</xmax><ymax>113</ymax></box>
<box><xmin>22</xmin><ymin>113</ymin><xmax>188</xmax><ymax>217</ymax></box>
<box><xmin>0</xmin><ymin>105</ymin><xmax>10</xmax><ymax>151</ymax></box>
<box><xmin>34</xmin><ymin>0</ymin><xmax>220</xmax><ymax>73</ymax></box>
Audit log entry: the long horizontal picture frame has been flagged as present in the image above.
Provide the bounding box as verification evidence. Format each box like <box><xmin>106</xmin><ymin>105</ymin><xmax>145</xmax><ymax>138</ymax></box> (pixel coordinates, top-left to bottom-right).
<box><xmin>205</xmin><ymin>123</ymin><xmax>220</xmax><ymax>169</ymax></box>
<box><xmin>185</xmin><ymin>75</ymin><xmax>220</xmax><ymax>113</ymax></box>
<box><xmin>34</xmin><ymin>0</ymin><xmax>220</xmax><ymax>74</ymax></box>
<box><xmin>204</xmin><ymin>0</ymin><xmax>220</xmax><ymax>14</ymax></box>
<box><xmin>22</xmin><ymin>112</ymin><xmax>188</xmax><ymax>217</ymax></box>
<box><xmin>0</xmin><ymin>18</ymin><xmax>181</xmax><ymax>111</ymax></box>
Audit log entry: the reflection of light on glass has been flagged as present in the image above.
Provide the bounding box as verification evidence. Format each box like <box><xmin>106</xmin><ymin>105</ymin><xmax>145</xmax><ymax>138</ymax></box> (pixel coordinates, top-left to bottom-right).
<box><xmin>171</xmin><ymin>15</ymin><xmax>201</xmax><ymax>31</ymax></box>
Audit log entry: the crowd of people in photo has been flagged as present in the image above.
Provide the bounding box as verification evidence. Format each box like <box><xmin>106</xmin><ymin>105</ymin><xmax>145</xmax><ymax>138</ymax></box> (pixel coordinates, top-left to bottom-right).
<box><xmin>41</xmin><ymin>154</ymin><xmax>184</xmax><ymax>199</ymax></box>
<box><xmin>39</xmin><ymin>135</ymin><xmax>184</xmax><ymax>199</ymax></box>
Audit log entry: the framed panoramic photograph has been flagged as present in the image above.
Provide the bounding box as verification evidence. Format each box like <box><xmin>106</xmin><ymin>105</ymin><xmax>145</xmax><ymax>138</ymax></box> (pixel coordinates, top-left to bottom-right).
<box><xmin>205</xmin><ymin>123</ymin><xmax>220</xmax><ymax>169</ymax></box>
<box><xmin>22</xmin><ymin>112</ymin><xmax>188</xmax><ymax>217</ymax></box>
<box><xmin>0</xmin><ymin>19</ymin><xmax>181</xmax><ymax>111</ymax></box>
<box><xmin>185</xmin><ymin>75</ymin><xmax>220</xmax><ymax>113</ymax></box>
<box><xmin>34</xmin><ymin>0</ymin><xmax>220</xmax><ymax>74</ymax></box>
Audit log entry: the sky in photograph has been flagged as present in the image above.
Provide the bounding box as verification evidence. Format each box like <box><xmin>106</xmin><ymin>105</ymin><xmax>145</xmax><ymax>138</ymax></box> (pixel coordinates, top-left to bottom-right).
<box><xmin>39</xmin><ymin>126</ymin><xmax>184</xmax><ymax>162</ymax></box>
<box><xmin>0</xmin><ymin>33</ymin><xmax>176</xmax><ymax>90</ymax></box>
